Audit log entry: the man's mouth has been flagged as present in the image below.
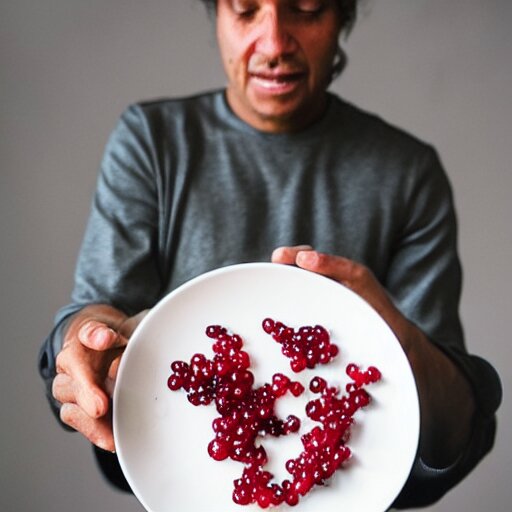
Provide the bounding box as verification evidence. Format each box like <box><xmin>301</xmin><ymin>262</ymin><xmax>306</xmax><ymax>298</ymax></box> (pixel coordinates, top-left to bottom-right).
<box><xmin>249</xmin><ymin>71</ymin><xmax>306</xmax><ymax>94</ymax></box>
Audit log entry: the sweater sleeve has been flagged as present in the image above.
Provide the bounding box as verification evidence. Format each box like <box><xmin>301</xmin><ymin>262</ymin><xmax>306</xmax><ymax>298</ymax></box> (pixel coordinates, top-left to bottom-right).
<box><xmin>70</xmin><ymin>104</ymin><xmax>162</xmax><ymax>314</ymax></box>
<box><xmin>386</xmin><ymin>148</ymin><xmax>502</xmax><ymax>508</ymax></box>
<box><xmin>38</xmin><ymin>104</ymin><xmax>163</xmax><ymax>457</ymax></box>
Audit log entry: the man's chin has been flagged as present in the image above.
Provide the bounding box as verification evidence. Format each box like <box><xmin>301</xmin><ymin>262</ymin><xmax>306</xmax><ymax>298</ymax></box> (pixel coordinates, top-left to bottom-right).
<box><xmin>228</xmin><ymin>88</ymin><xmax>322</xmax><ymax>132</ymax></box>
<box><xmin>250</xmin><ymin>101</ymin><xmax>323</xmax><ymax>133</ymax></box>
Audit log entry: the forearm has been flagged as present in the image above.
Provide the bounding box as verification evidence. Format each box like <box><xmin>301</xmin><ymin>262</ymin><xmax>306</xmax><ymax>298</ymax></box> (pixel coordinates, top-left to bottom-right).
<box><xmin>399</xmin><ymin>321</ymin><xmax>476</xmax><ymax>467</ymax></box>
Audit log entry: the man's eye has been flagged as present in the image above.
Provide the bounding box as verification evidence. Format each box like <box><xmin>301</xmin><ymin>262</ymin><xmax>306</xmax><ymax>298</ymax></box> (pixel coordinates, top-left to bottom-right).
<box><xmin>292</xmin><ymin>1</ymin><xmax>325</xmax><ymax>16</ymax></box>
<box><xmin>236</xmin><ymin>9</ymin><xmax>257</xmax><ymax>19</ymax></box>
<box><xmin>232</xmin><ymin>1</ymin><xmax>258</xmax><ymax>19</ymax></box>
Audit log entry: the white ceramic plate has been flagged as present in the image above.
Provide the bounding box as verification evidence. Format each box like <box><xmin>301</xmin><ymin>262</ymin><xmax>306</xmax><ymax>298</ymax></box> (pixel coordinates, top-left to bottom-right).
<box><xmin>114</xmin><ymin>263</ymin><xmax>419</xmax><ymax>512</ymax></box>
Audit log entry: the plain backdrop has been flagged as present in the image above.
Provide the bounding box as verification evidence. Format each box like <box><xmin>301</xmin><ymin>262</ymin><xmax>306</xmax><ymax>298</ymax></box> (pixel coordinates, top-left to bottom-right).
<box><xmin>1</xmin><ymin>1</ymin><xmax>510</xmax><ymax>511</ymax></box>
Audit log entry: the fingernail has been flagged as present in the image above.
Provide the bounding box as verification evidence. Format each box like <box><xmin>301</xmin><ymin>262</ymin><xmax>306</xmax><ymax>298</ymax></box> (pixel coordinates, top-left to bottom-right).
<box><xmin>92</xmin><ymin>327</ymin><xmax>116</xmax><ymax>347</ymax></box>
<box><xmin>297</xmin><ymin>250</ymin><xmax>312</xmax><ymax>262</ymax></box>
<box><xmin>297</xmin><ymin>251</ymin><xmax>319</xmax><ymax>268</ymax></box>
<box><xmin>91</xmin><ymin>395</ymin><xmax>107</xmax><ymax>418</ymax></box>
<box><xmin>80</xmin><ymin>324</ymin><xmax>116</xmax><ymax>349</ymax></box>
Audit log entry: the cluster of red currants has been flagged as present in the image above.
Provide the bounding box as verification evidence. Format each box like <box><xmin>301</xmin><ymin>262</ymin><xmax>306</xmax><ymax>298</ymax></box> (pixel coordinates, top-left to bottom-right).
<box><xmin>167</xmin><ymin>321</ymin><xmax>381</xmax><ymax>508</ymax></box>
<box><xmin>262</xmin><ymin>318</ymin><xmax>339</xmax><ymax>372</ymax></box>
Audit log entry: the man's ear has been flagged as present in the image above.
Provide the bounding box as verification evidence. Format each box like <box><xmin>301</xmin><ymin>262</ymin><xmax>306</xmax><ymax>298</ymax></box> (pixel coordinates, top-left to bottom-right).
<box><xmin>331</xmin><ymin>44</ymin><xmax>347</xmax><ymax>82</ymax></box>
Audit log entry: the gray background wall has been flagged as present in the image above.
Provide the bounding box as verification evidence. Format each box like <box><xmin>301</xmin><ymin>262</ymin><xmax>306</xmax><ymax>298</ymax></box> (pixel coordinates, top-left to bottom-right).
<box><xmin>1</xmin><ymin>1</ymin><xmax>510</xmax><ymax>510</ymax></box>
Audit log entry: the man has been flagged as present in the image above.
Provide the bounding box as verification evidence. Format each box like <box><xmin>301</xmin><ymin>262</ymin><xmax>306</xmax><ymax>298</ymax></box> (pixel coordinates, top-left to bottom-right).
<box><xmin>39</xmin><ymin>0</ymin><xmax>501</xmax><ymax>508</ymax></box>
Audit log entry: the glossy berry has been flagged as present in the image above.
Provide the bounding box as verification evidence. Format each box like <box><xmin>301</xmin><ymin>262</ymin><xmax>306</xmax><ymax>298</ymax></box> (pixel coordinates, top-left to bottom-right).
<box><xmin>309</xmin><ymin>376</ymin><xmax>327</xmax><ymax>394</ymax></box>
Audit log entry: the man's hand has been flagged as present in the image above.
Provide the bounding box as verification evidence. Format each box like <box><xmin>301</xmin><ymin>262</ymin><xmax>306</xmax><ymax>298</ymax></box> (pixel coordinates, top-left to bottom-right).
<box><xmin>272</xmin><ymin>246</ymin><xmax>476</xmax><ymax>467</ymax></box>
<box><xmin>272</xmin><ymin>245</ymin><xmax>411</xmax><ymax>347</ymax></box>
<box><xmin>52</xmin><ymin>304</ymin><xmax>148</xmax><ymax>451</ymax></box>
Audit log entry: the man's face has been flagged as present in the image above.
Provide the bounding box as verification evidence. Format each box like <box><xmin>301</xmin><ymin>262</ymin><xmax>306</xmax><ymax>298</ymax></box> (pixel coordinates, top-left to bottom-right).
<box><xmin>216</xmin><ymin>0</ymin><xmax>342</xmax><ymax>132</ymax></box>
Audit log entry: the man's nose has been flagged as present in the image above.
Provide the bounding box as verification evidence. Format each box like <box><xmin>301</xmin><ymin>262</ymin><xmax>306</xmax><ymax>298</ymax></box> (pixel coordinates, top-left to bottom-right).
<box><xmin>254</xmin><ymin>11</ymin><xmax>297</xmax><ymax>57</ymax></box>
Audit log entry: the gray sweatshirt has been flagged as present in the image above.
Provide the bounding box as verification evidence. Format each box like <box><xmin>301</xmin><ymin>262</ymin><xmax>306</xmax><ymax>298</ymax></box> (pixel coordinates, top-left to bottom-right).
<box><xmin>39</xmin><ymin>90</ymin><xmax>501</xmax><ymax>508</ymax></box>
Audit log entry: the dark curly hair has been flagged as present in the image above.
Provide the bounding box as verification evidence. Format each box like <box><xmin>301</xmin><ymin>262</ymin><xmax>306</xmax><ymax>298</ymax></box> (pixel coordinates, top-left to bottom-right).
<box><xmin>198</xmin><ymin>0</ymin><xmax>359</xmax><ymax>34</ymax></box>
